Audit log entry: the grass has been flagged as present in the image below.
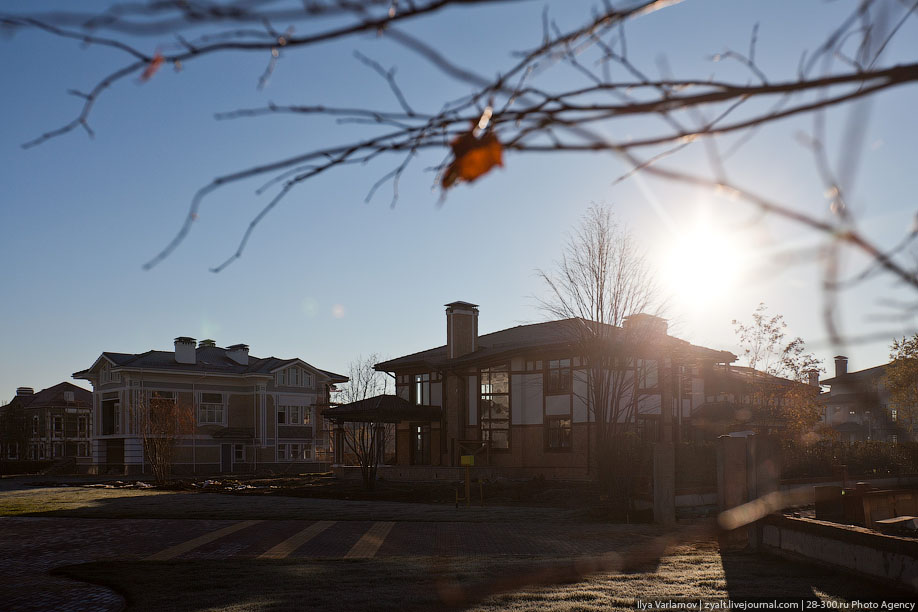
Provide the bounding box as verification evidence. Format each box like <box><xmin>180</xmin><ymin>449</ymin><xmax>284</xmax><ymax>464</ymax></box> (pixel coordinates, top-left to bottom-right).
<box><xmin>53</xmin><ymin>543</ymin><xmax>903</xmax><ymax>612</ymax></box>
<box><xmin>0</xmin><ymin>485</ymin><xmax>587</xmax><ymax>522</ymax></box>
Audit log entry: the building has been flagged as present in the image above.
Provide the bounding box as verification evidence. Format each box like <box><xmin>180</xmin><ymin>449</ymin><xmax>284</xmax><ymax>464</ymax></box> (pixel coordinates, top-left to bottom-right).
<box><xmin>362</xmin><ymin>301</ymin><xmax>736</xmax><ymax>479</ymax></box>
<box><xmin>689</xmin><ymin>364</ymin><xmax>822</xmax><ymax>440</ymax></box>
<box><xmin>73</xmin><ymin>337</ymin><xmax>346</xmax><ymax>475</ymax></box>
<box><xmin>0</xmin><ymin>382</ymin><xmax>93</xmax><ymax>469</ymax></box>
<box><xmin>821</xmin><ymin>356</ymin><xmax>908</xmax><ymax>442</ymax></box>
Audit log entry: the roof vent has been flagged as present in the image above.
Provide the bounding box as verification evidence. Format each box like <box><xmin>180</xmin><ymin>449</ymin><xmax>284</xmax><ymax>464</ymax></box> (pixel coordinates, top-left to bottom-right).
<box><xmin>16</xmin><ymin>387</ymin><xmax>34</xmax><ymax>396</ymax></box>
<box><xmin>227</xmin><ymin>343</ymin><xmax>250</xmax><ymax>365</ymax></box>
<box><xmin>174</xmin><ymin>337</ymin><xmax>197</xmax><ymax>364</ymax></box>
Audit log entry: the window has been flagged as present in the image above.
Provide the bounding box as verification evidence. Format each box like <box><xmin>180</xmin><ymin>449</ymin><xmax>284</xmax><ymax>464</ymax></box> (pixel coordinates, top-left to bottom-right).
<box><xmin>52</xmin><ymin>416</ymin><xmax>63</xmax><ymax>436</ymax></box>
<box><xmin>889</xmin><ymin>434</ymin><xmax>899</xmax><ymax>443</ymax></box>
<box><xmin>546</xmin><ymin>417</ymin><xmax>572</xmax><ymax>450</ymax></box>
<box><xmin>411</xmin><ymin>424</ymin><xmax>431</xmax><ymax>465</ymax></box>
<box><xmin>78</xmin><ymin>416</ymin><xmax>88</xmax><ymax>437</ymax></box>
<box><xmin>199</xmin><ymin>392</ymin><xmax>225</xmax><ymax>424</ymax></box>
<box><xmin>276</xmin><ymin>367</ymin><xmax>313</xmax><ymax>388</ymax></box>
<box><xmin>525</xmin><ymin>360</ymin><xmax>543</xmax><ymax>372</ymax></box>
<box><xmin>100</xmin><ymin>364</ymin><xmax>121</xmax><ymax>384</ymax></box>
<box><xmin>891</xmin><ymin>408</ymin><xmax>898</xmax><ymax>422</ymax></box>
<box><xmin>637</xmin><ymin>359</ymin><xmax>658</xmax><ymax>390</ymax></box>
<box><xmin>414</xmin><ymin>374</ymin><xmax>430</xmax><ymax>405</ymax></box>
<box><xmin>7</xmin><ymin>443</ymin><xmax>18</xmax><ymax>459</ymax></box>
<box><xmin>28</xmin><ymin>444</ymin><xmax>37</xmax><ymax>460</ymax></box>
<box><xmin>31</xmin><ymin>416</ymin><xmax>38</xmax><ymax>435</ymax></box>
<box><xmin>77</xmin><ymin>442</ymin><xmax>89</xmax><ymax>457</ymax></box>
<box><xmin>234</xmin><ymin>444</ymin><xmax>245</xmax><ymax>462</ymax></box>
<box><xmin>480</xmin><ymin>366</ymin><xmax>510</xmax><ymax>450</ymax></box>
<box><xmin>276</xmin><ymin>443</ymin><xmax>311</xmax><ymax>461</ymax></box>
<box><xmin>52</xmin><ymin>442</ymin><xmax>62</xmax><ymax>458</ymax></box>
<box><xmin>277</xmin><ymin>406</ymin><xmax>309</xmax><ymax>425</ymax></box>
<box><xmin>547</xmin><ymin>359</ymin><xmax>571</xmax><ymax>393</ymax></box>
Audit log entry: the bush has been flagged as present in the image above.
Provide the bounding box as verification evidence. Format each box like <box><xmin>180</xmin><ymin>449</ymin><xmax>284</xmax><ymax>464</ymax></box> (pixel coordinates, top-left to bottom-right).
<box><xmin>781</xmin><ymin>440</ymin><xmax>918</xmax><ymax>479</ymax></box>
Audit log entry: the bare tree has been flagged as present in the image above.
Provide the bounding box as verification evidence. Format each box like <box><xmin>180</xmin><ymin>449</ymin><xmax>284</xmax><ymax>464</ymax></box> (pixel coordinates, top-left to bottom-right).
<box><xmin>132</xmin><ymin>392</ymin><xmax>196</xmax><ymax>484</ymax></box>
<box><xmin>732</xmin><ymin>303</ymin><xmax>824</xmax><ymax>439</ymax></box>
<box><xmin>3</xmin><ymin>1</ymin><xmax>918</xmax><ymax>339</ymax></box>
<box><xmin>538</xmin><ymin>204</ymin><xmax>660</xmax><ymax>504</ymax></box>
<box><xmin>336</xmin><ymin>353</ymin><xmax>394</xmax><ymax>490</ymax></box>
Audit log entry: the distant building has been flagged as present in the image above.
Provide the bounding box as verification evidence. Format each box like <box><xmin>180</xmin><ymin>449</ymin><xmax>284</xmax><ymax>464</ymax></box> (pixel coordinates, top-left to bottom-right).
<box><xmin>0</xmin><ymin>382</ymin><xmax>93</xmax><ymax>468</ymax></box>
<box><xmin>354</xmin><ymin>302</ymin><xmax>736</xmax><ymax>479</ymax></box>
<box><xmin>820</xmin><ymin>356</ymin><xmax>909</xmax><ymax>442</ymax></box>
<box><xmin>73</xmin><ymin>338</ymin><xmax>346</xmax><ymax>475</ymax></box>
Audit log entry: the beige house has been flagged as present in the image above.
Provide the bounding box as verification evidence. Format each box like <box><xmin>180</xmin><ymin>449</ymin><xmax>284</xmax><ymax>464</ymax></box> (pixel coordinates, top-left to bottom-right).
<box><xmin>74</xmin><ymin>338</ymin><xmax>346</xmax><ymax>475</ymax></box>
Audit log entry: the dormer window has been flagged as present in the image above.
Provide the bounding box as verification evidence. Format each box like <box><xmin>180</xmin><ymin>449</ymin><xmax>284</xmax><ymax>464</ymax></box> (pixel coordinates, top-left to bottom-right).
<box><xmin>100</xmin><ymin>364</ymin><xmax>121</xmax><ymax>384</ymax></box>
<box><xmin>276</xmin><ymin>366</ymin><xmax>313</xmax><ymax>388</ymax></box>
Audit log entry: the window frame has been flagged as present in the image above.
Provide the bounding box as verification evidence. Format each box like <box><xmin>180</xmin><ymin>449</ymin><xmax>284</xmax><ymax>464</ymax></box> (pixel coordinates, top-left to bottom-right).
<box><xmin>198</xmin><ymin>392</ymin><xmax>226</xmax><ymax>425</ymax></box>
<box><xmin>413</xmin><ymin>373</ymin><xmax>431</xmax><ymax>406</ymax></box>
<box><xmin>546</xmin><ymin>358</ymin><xmax>572</xmax><ymax>394</ymax></box>
<box><xmin>479</xmin><ymin>365</ymin><xmax>511</xmax><ymax>451</ymax></box>
<box><xmin>545</xmin><ymin>415</ymin><xmax>573</xmax><ymax>451</ymax></box>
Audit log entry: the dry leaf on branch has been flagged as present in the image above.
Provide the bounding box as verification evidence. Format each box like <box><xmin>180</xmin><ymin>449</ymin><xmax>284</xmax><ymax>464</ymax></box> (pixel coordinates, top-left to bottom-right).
<box><xmin>441</xmin><ymin>130</ymin><xmax>503</xmax><ymax>189</ymax></box>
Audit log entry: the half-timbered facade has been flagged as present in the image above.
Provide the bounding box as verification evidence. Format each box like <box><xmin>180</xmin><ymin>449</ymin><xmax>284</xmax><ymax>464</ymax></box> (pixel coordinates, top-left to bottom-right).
<box><xmin>373</xmin><ymin>302</ymin><xmax>736</xmax><ymax>479</ymax></box>
<box><xmin>73</xmin><ymin>338</ymin><xmax>346</xmax><ymax>475</ymax></box>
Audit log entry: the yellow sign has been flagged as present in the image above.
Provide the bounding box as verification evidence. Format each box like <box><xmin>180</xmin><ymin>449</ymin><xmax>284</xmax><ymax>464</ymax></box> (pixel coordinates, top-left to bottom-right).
<box><xmin>460</xmin><ymin>455</ymin><xmax>474</xmax><ymax>467</ymax></box>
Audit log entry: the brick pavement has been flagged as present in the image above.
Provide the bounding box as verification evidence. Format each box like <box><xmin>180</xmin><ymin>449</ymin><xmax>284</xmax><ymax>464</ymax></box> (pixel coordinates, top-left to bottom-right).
<box><xmin>0</xmin><ymin>515</ymin><xmax>661</xmax><ymax>611</ymax></box>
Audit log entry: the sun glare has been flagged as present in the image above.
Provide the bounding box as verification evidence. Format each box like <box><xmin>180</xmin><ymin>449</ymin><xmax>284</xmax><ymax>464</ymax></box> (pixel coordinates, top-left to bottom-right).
<box><xmin>660</xmin><ymin>217</ymin><xmax>745</xmax><ymax>311</ymax></box>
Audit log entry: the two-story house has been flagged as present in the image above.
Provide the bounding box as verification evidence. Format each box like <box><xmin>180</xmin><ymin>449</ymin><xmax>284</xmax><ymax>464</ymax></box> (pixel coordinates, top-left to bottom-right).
<box><xmin>0</xmin><ymin>382</ymin><xmax>93</xmax><ymax>469</ymax></box>
<box><xmin>73</xmin><ymin>338</ymin><xmax>346</xmax><ymax>475</ymax></box>
<box><xmin>821</xmin><ymin>356</ymin><xmax>908</xmax><ymax>442</ymax></box>
<box><xmin>365</xmin><ymin>302</ymin><xmax>735</xmax><ymax>479</ymax></box>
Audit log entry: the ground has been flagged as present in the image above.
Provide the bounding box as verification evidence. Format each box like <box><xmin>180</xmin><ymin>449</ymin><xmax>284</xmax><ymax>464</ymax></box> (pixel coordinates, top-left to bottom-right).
<box><xmin>0</xmin><ymin>476</ymin><xmax>908</xmax><ymax>611</ymax></box>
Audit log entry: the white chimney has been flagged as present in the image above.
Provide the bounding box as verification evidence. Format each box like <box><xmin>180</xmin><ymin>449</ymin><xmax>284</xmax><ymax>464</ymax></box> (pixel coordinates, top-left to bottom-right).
<box><xmin>227</xmin><ymin>343</ymin><xmax>250</xmax><ymax>365</ymax></box>
<box><xmin>174</xmin><ymin>337</ymin><xmax>197</xmax><ymax>364</ymax></box>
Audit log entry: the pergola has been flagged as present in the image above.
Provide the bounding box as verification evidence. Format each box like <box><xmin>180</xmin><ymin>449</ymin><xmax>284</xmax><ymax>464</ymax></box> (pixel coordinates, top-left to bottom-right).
<box><xmin>323</xmin><ymin>395</ymin><xmax>441</xmax><ymax>465</ymax></box>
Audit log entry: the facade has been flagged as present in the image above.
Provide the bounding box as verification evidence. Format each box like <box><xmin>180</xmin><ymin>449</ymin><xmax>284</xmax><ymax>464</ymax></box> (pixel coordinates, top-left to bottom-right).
<box><xmin>690</xmin><ymin>365</ymin><xmax>822</xmax><ymax>439</ymax></box>
<box><xmin>821</xmin><ymin>356</ymin><xmax>908</xmax><ymax>442</ymax></box>
<box><xmin>0</xmin><ymin>382</ymin><xmax>93</xmax><ymax>469</ymax></box>
<box><xmin>73</xmin><ymin>337</ymin><xmax>346</xmax><ymax>475</ymax></box>
<box><xmin>371</xmin><ymin>302</ymin><xmax>736</xmax><ymax>479</ymax></box>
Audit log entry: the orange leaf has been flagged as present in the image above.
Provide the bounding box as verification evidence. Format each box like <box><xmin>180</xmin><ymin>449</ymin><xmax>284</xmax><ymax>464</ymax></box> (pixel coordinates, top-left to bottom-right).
<box><xmin>140</xmin><ymin>52</ymin><xmax>164</xmax><ymax>82</ymax></box>
<box><xmin>442</xmin><ymin>131</ymin><xmax>503</xmax><ymax>189</ymax></box>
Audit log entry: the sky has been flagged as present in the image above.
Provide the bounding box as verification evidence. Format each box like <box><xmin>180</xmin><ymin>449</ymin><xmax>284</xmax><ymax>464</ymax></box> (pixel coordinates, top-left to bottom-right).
<box><xmin>1</xmin><ymin>0</ymin><xmax>917</xmax><ymax>401</ymax></box>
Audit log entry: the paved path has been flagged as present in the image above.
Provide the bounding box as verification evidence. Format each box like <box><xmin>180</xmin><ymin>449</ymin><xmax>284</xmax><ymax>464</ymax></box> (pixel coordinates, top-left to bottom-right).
<box><xmin>0</xmin><ymin>515</ymin><xmax>661</xmax><ymax>611</ymax></box>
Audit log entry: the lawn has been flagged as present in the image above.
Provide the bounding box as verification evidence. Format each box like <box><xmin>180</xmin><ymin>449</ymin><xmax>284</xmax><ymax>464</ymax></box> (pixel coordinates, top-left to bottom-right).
<box><xmin>0</xmin><ymin>484</ymin><xmax>587</xmax><ymax>522</ymax></box>
<box><xmin>54</xmin><ymin>542</ymin><xmax>903</xmax><ymax>612</ymax></box>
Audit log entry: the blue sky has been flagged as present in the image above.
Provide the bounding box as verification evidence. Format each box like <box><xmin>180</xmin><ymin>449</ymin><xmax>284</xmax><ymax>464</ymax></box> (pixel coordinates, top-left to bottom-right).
<box><xmin>2</xmin><ymin>0</ymin><xmax>917</xmax><ymax>400</ymax></box>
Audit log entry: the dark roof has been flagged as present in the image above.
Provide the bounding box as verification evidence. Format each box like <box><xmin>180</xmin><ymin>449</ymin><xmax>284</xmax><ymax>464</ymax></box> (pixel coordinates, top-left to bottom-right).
<box><xmin>324</xmin><ymin>395</ymin><xmax>441</xmax><ymax>423</ymax></box>
<box><xmin>74</xmin><ymin>346</ymin><xmax>346</xmax><ymax>382</ymax></box>
<box><xmin>6</xmin><ymin>382</ymin><xmax>92</xmax><ymax>409</ymax></box>
<box><xmin>376</xmin><ymin>317</ymin><xmax>736</xmax><ymax>371</ymax></box>
<box><xmin>822</xmin><ymin>363</ymin><xmax>888</xmax><ymax>386</ymax></box>
<box><xmin>722</xmin><ymin>365</ymin><xmax>804</xmax><ymax>388</ymax></box>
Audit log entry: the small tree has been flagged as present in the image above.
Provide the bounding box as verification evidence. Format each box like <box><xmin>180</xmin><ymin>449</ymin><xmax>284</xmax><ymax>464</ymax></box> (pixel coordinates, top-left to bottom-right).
<box><xmin>538</xmin><ymin>204</ymin><xmax>660</xmax><ymax>504</ymax></box>
<box><xmin>133</xmin><ymin>392</ymin><xmax>196</xmax><ymax>484</ymax></box>
<box><xmin>887</xmin><ymin>334</ymin><xmax>918</xmax><ymax>437</ymax></box>
<box><xmin>733</xmin><ymin>303</ymin><xmax>823</xmax><ymax>438</ymax></box>
<box><xmin>337</xmin><ymin>354</ymin><xmax>393</xmax><ymax>491</ymax></box>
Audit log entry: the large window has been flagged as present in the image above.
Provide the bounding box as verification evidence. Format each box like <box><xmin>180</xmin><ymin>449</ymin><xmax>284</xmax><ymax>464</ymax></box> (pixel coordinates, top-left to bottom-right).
<box><xmin>277</xmin><ymin>405</ymin><xmax>310</xmax><ymax>425</ymax></box>
<box><xmin>78</xmin><ymin>416</ymin><xmax>88</xmax><ymax>437</ymax></box>
<box><xmin>546</xmin><ymin>416</ymin><xmax>572</xmax><ymax>450</ymax></box>
<box><xmin>637</xmin><ymin>359</ymin><xmax>659</xmax><ymax>390</ymax></box>
<box><xmin>52</xmin><ymin>416</ymin><xmax>63</xmax><ymax>436</ymax></box>
<box><xmin>411</xmin><ymin>424</ymin><xmax>431</xmax><ymax>465</ymax></box>
<box><xmin>414</xmin><ymin>374</ymin><xmax>430</xmax><ymax>405</ymax></box>
<box><xmin>199</xmin><ymin>392</ymin><xmax>225</xmax><ymax>424</ymax></box>
<box><xmin>547</xmin><ymin>358</ymin><xmax>572</xmax><ymax>393</ymax></box>
<box><xmin>480</xmin><ymin>366</ymin><xmax>510</xmax><ymax>450</ymax></box>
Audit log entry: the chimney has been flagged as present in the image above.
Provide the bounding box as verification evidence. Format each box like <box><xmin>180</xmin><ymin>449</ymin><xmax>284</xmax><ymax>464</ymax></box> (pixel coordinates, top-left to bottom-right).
<box><xmin>806</xmin><ymin>370</ymin><xmax>820</xmax><ymax>387</ymax></box>
<box><xmin>623</xmin><ymin>313</ymin><xmax>668</xmax><ymax>336</ymax></box>
<box><xmin>198</xmin><ymin>339</ymin><xmax>216</xmax><ymax>348</ymax></box>
<box><xmin>16</xmin><ymin>387</ymin><xmax>34</xmax><ymax>397</ymax></box>
<box><xmin>227</xmin><ymin>343</ymin><xmax>250</xmax><ymax>365</ymax></box>
<box><xmin>834</xmin><ymin>355</ymin><xmax>848</xmax><ymax>378</ymax></box>
<box><xmin>445</xmin><ymin>301</ymin><xmax>479</xmax><ymax>359</ymax></box>
<box><xmin>174</xmin><ymin>337</ymin><xmax>197</xmax><ymax>364</ymax></box>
